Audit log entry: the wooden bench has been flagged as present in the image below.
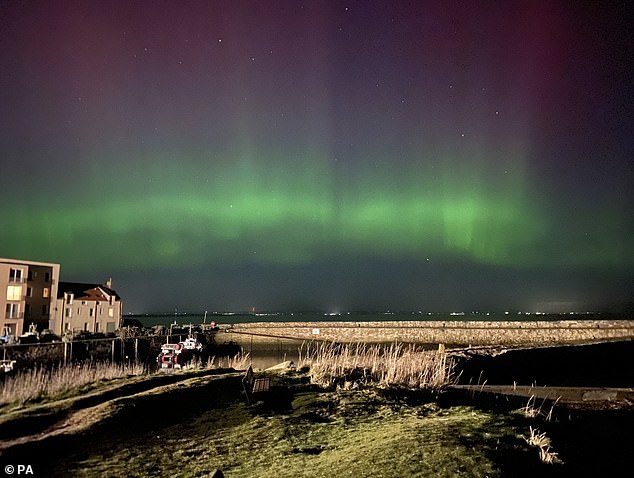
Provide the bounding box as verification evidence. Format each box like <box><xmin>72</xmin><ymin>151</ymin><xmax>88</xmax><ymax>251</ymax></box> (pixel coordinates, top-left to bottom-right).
<box><xmin>242</xmin><ymin>365</ymin><xmax>271</xmax><ymax>404</ymax></box>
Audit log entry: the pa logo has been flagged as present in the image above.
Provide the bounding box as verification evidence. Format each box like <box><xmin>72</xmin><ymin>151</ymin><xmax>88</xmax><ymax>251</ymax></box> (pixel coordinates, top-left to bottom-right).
<box><xmin>4</xmin><ymin>465</ymin><xmax>34</xmax><ymax>475</ymax></box>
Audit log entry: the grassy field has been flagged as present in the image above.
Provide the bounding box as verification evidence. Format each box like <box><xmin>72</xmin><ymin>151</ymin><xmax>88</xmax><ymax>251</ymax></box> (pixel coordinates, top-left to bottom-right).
<box><xmin>54</xmin><ymin>389</ymin><xmax>530</xmax><ymax>478</ymax></box>
<box><xmin>34</xmin><ymin>379</ymin><xmax>627</xmax><ymax>478</ymax></box>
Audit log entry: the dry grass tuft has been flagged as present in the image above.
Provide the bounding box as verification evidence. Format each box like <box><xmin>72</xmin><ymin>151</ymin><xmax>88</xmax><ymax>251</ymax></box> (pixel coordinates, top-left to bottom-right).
<box><xmin>524</xmin><ymin>426</ymin><xmax>564</xmax><ymax>465</ymax></box>
<box><xmin>518</xmin><ymin>395</ymin><xmax>560</xmax><ymax>421</ymax></box>
<box><xmin>298</xmin><ymin>342</ymin><xmax>455</xmax><ymax>390</ymax></box>
<box><xmin>220</xmin><ymin>352</ymin><xmax>252</xmax><ymax>371</ymax></box>
<box><xmin>0</xmin><ymin>361</ymin><xmax>146</xmax><ymax>407</ymax></box>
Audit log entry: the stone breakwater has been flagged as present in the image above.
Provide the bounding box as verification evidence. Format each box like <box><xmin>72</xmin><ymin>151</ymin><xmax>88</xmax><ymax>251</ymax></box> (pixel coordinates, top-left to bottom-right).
<box><xmin>223</xmin><ymin>320</ymin><xmax>634</xmax><ymax>346</ymax></box>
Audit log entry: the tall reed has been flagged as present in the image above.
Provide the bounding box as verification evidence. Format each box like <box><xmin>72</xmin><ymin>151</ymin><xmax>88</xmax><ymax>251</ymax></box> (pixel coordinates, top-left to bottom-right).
<box><xmin>0</xmin><ymin>361</ymin><xmax>146</xmax><ymax>407</ymax></box>
<box><xmin>298</xmin><ymin>342</ymin><xmax>455</xmax><ymax>390</ymax></box>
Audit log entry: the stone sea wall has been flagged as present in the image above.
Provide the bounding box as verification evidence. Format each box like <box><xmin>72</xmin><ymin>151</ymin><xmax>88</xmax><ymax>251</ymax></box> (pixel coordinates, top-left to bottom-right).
<box><xmin>222</xmin><ymin>320</ymin><xmax>634</xmax><ymax>346</ymax></box>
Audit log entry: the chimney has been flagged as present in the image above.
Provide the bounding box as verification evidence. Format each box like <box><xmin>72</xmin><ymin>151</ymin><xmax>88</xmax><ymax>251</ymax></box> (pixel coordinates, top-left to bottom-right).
<box><xmin>105</xmin><ymin>277</ymin><xmax>113</xmax><ymax>289</ymax></box>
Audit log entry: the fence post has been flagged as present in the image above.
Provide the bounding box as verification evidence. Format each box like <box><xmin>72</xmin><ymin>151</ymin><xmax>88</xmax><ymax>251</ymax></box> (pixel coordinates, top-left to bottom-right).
<box><xmin>111</xmin><ymin>339</ymin><xmax>115</xmax><ymax>363</ymax></box>
<box><xmin>135</xmin><ymin>338</ymin><xmax>139</xmax><ymax>362</ymax></box>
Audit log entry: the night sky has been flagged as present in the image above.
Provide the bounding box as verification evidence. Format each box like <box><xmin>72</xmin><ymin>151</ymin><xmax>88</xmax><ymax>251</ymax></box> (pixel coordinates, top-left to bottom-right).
<box><xmin>1</xmin><ymin>1</ymin><xmax>632</xmax><ymax>313</ymax></box>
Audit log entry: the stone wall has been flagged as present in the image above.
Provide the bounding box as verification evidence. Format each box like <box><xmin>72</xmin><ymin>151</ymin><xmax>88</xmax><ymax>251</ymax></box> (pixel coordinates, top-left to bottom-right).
<box><xmin>222</xmin><ymin>320</ymin><xmax>634</xmax><ymax>346</ymax></box>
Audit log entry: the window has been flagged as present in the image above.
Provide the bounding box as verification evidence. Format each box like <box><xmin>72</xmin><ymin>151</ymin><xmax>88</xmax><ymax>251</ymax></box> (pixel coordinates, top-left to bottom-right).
<box><xmin>65</xmin><ymin>307</ymin><xmax>72</xmax><ymax>318</ymax></box>
<box><xmin>28</xmin><ymin>270</ymin><xmax>37</xmax><ymax>280</ymax></box>
<box><xmin>108</xmin><ymin>307</ymin><xmax>114</xmax><ymax>318</ymax></box>
<box><xmin>106</xmin><ymin>322</ymin><xmax>116</xmax><ymax>333</ymax></box>
<box><xmin>5</xmin><ymin>303</ymin><xmax>20</xmax><ymax>319</ymax></box>
<box><xmin>6</xmin><ymin>285</ymin><xmax>22</xmax><ymax>301</ymax></box>
<box><xmin>65</xmin><ymin>322</ymin><xmax>71</xmax><ymax>331</ymax></box>
<box><xmin>43</xmin><ymin>288</ymin><xmax>49</xmax><ymax>298</ymax></box>
<box><xmin>95</xmin><ymin>322</ymin><xmax>100</xmax><ymax>333</ymax></box>
<box><xmin>44</xmin><ymin>272</ymin><xmax>50</xmax><ymax>282</ymax></box>
<box><xmin>9</xmin><ymin>268</ymin><xmax>23</xmax><ymax>282</ymax></box>
<box><xmin>89</xmin><ymin>308</ymin><xmax>94</xmax><ymax>318</ymax></box>
<box><xmin>26</xmin><ymin>287</ymin><xmax>32</xmax><ymax>297</ymax></box>
<box><xmin>83</xmin><ymin>322</ymin><xmax>89</xmax><ymax>331</ymax></box>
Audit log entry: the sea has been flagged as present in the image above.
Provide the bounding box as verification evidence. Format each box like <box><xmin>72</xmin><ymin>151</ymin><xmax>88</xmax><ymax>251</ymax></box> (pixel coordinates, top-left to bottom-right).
<box><xmin>128</xmin><ymin>311</ymin><xmax>603</xmax><ymax>328</ymax></box>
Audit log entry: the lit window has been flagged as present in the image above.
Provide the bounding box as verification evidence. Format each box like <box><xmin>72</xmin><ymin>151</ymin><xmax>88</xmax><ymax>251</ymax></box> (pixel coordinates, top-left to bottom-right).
<box><xmin>108</xmin><ymin>307</ymin><xmax>114</xmax><ymax>318</ymax></box>
<box><xmin>6</xmin><ymin>285</ymin><xmax>22</xmax><ymax>301</ymax></box>
<box><xmin>43</xmin><ymin>288</ymin><xmax>49</xmax><ymax>298</ymax></box>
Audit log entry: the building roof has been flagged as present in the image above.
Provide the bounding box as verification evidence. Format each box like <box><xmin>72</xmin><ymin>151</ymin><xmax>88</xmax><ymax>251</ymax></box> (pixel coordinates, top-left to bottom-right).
<box><xmin>57</xmin><ymin>282</ymin><xmax>121</xmax><ymax>301</ymax></box>
<box><xmin>0</xmin><ymin>257</ymin><xmax>60</xmax><ymax>268</ymax></box>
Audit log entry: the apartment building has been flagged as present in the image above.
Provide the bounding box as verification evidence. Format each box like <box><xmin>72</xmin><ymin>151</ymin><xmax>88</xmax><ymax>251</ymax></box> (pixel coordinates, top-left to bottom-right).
<box><xmin>53</xmin><ymin>280</ymin><xmax>122</xmax><ymax>335</ymax></box>
<box><xmin>0</xmin><ymin>258</ymin><xmax>60</xmax><ymax>336</ymax></box>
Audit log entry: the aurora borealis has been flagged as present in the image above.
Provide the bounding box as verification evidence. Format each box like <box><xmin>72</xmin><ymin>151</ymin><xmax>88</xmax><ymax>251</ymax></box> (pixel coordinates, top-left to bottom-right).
<box><xmin>1</xmin><ymin>1</ymin><xmax>632</xmax><ymax>312</ymax></box>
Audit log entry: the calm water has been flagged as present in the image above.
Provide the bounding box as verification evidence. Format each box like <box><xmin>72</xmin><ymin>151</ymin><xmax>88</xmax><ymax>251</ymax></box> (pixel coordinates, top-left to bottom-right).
<box><xmin>129</xmin><ymin>311</ymin><xmax>602</xmax><ymax>328</ymax></box>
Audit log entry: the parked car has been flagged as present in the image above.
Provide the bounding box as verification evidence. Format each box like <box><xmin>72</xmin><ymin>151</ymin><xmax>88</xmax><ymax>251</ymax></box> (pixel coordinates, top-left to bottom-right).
<box><xmin>39</xmin><ymin>329</ymin><xmax>61</xmax><ymax>343</ymax></box>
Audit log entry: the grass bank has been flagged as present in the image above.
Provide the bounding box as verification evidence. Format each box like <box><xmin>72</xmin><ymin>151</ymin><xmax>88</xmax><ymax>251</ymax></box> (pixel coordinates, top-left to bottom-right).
<box><xmin>2</xmin><ymin>342</ymin><xmax>632</xmax><ymax>476</ymax></box>
<box><xmin>44</xmin><ymin>386</ymin><xmax>545</xmax><ymax>478</ymax></box>
<box><xmin>0</xmin><ymin>362</ymin><xmax>146</xmax><ymax>409</ymax></box>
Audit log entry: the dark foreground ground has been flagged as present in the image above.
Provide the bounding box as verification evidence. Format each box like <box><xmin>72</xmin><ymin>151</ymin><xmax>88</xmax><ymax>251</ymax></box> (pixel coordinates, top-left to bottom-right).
<box><xmin>1</xmin><ymin>341</ymin><xmax>633</xmax><ymax>477</ymax></box>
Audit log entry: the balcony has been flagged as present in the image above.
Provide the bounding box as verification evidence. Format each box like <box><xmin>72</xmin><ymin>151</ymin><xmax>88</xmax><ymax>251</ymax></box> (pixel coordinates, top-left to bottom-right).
<box><xmin>8</xmin><ymin>277</ymin><xmax>26</xmax><ymax>284</ymax></box>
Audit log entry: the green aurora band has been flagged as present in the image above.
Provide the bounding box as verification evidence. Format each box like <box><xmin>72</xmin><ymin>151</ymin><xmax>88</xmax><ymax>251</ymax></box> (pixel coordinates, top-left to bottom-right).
<box><xmin>2</xmin><ymin>148</ymin><xmax>629</xmax><ymax>273</ymax></box>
